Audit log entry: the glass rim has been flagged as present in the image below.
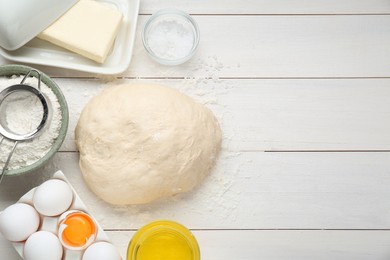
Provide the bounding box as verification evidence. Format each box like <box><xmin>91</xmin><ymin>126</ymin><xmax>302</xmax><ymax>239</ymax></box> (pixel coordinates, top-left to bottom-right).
<box><xmin>142</xmin><ymin>8</ymin><xmax>200</xmax><ymax>66</ymax></box>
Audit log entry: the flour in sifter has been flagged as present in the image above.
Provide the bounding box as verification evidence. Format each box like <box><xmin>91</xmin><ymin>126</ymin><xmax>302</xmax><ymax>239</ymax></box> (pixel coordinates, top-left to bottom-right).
<box><xmin>0</xmin><ymin>75</ymin><xmax>62</xmax><ymax>171</ymax></box>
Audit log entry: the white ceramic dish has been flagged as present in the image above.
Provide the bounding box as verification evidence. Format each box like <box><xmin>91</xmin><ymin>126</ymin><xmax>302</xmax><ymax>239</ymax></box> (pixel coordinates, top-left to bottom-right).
<box><xmin>7</xmin><ymin>171</ymin><xmax>120</xmax><ymax>259</ymax></box>
<box><xmin>0</xmin><ymin>0</ymin><xmax>140</xmax><ymax>75</ymax></box>
<box><xmin>0</xmin><ymin>0</ymin><xmax>78</xmax><ymax>51</ymax></box>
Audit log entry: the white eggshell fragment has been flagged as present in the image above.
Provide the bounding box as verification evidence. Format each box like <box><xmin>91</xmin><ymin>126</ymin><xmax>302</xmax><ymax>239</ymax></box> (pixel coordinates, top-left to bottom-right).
<box><xmin>33</xmin><ymin>179</ymin><xmax>73</xmax><ymax>216</ymax></box>
<box><xmin>82</xmin><ymin>241</ymin><xmax>122</xmax><ymax>260</ymax></box>
<box><xmin>24</xmin><ymin>231</ymin><xmax>63</xmax><ymax>260</ymax></box>
<box><xmin>0</xmin><ymin>203</ymin><xmax>40</xmax><ymax>242</ymax></box>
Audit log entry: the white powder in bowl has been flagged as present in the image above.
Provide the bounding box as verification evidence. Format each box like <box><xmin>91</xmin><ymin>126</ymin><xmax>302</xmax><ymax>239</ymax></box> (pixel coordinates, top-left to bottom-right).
<box><xmin>143</xmin><ymin>9</ymin><xmax>200</xmax><ymax>65</ymax></box>
<box><xmin>0</xmin><ymin>76</ymin><xmax>62</xmax><ymax>171</ymax></box>
<box><xmin>146</xmin><ymin>16</ymin><xmax>196</xmax><ymax>61</ymax></box>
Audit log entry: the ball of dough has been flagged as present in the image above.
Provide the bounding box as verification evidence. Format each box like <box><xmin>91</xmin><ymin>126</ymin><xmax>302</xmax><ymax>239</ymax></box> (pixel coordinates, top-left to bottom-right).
<box><xmin>75</xmin><ymin>84</ymin><xmax>221</xmax><ymax>205</ymax></box>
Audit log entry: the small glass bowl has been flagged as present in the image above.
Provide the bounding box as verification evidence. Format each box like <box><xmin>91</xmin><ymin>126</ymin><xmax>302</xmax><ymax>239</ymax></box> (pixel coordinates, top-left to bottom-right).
<box><xmin>142</xmin><ymin>9</ymin><xmax>200</xmax><ymax>66</ymax></box>
<box><xmin>127</xmin><ymin>220</ymin><xmax>200</xmax><ymax>260</ymax></box>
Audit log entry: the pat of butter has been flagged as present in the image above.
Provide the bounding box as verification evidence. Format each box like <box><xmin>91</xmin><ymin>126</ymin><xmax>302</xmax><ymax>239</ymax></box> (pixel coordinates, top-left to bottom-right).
<box><xmin>38</xmin><ymin>0</ymin><xmax>123</xmax><ymax>63</ymax></box>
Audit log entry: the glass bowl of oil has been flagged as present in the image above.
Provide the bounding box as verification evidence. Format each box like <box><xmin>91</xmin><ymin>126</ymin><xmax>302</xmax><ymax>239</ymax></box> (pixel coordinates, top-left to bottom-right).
<box><xmin>127</xmin><ymin>220</ymin><xmax>200</xmax><ymax>260</ymax></box>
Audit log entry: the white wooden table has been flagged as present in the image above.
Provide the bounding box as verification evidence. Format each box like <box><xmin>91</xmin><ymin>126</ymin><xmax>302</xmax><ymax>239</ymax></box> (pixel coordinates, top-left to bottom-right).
<box><xmin>2</xmin><ymin>1</ymin><xmax>390</xmax><ymax>259</ymax></box>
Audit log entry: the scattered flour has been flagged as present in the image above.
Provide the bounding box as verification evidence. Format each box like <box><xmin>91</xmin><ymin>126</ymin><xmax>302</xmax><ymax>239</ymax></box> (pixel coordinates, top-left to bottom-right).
<box><xmin>0</xmin><ymin>75</ymin><xmax>62</xmax><ymax>171</ymax></box>
<box><xmin>89</xmin><ymin>56</ymin><xmax>245</xmax><ymax>227</ymax></box>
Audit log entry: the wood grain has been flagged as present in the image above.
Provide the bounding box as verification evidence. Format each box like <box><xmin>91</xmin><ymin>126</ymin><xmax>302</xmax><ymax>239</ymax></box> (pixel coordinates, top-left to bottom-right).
<box><xmin>110</xmin><ymin>230</ymin><xmax>390</xmax><ymax>260</ymax></box>
<box><xmin>2</xmin><ymin>152</ymin><xmax>390</xmax><ymax>230</ymax></box>
<box><xmin>1</xmin><ymin>1</ymin><xmax>390</xmax><ymax>259</ymax></box>
<box><xmin>140</xmin><ymin>0</ymin><xmax>390</xmax><ymax>15</ymax></box>
<box><xmin>3</xmin><ymin>15</ymin><xmax>390</xmax><ymax>78</ymax></box>
<box><xmin>54</xmin><ymin>78</ymin><xmax>390</xmax><ymax>152</ymax></box>
<box><xmin>3</xmin><ymin>229</ymin><xmax>390</xmax><ymax>259</ymax></box>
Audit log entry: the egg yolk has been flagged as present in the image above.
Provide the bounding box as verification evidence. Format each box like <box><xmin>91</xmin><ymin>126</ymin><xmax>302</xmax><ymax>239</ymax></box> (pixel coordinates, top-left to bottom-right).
<box><xmin>61</xmin><ymin>212</ymin><xmax>96</xmax><ymax>247</ymax></box>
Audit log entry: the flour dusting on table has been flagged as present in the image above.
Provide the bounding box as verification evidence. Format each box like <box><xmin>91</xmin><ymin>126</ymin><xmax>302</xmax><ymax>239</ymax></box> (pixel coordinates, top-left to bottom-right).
<box><xmin>89</xmin><ymin>56</ymin><xmax>244</xmax><ymax>227</ymax></box>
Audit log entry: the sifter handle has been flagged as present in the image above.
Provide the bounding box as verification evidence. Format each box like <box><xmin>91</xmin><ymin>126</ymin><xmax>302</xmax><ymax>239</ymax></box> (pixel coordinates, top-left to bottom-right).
<box><xmin>0</xmin><ymin>140</ymin><xmax>18</xmax><ymax>186</ymax></box>
<box><xmin>20</xmin><ymin>69</ymin><xmax>41</xmax><ymax>90</ymax></box>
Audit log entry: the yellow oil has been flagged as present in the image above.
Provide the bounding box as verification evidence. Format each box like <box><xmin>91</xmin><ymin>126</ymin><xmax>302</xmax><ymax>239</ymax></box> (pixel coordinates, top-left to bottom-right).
<box><xmin>127</xmin><ymin>220</ymin><xmax>200</xmax><ymax>260</ymax></box>
<box><xmin>135</xmin><ymin>231</ymin><xmax>192</xmax><ymax>260</ymax></box>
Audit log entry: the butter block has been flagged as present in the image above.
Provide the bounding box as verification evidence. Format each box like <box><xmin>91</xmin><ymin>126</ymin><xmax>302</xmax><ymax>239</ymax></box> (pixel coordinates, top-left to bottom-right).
<box><xmin>38</xmin><ymin>0</ymin><xmax>123</xmax><ymax>63</ymax></box>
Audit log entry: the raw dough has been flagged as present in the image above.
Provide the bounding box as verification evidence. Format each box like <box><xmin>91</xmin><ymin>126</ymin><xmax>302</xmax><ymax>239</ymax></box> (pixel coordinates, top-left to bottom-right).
<box><xmin>75</xmin><ymin>84</ymin><xmax>222</xmax><ymax>205</ymax></box>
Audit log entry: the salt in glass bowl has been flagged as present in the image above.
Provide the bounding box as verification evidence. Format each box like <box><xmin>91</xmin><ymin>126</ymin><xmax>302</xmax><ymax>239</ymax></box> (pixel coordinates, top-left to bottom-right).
<box><xmin>142</xmin><ymin>9</ymin><xmax>200</xmax><ymax>66</ymax></box>
<box><xmin>0</xmin><ymin>64</ymin><xmax>69</xmax><ymax>176</ymax></box>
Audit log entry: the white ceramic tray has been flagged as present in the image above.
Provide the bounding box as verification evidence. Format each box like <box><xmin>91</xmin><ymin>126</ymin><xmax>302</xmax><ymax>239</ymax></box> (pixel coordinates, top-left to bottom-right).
<box><xmin>0</xmin><ymin>0</ymin><xmax>140</xmax><ymax>75</ymax></box>
<box><xmin>9</xmin><ymin>171</ymin><xmax>120</xmax><ymax>260</ymax></box>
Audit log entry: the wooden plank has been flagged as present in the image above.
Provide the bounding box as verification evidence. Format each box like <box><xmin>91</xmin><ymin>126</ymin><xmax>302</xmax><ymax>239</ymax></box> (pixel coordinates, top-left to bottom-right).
<box><xmin>128</xmin><ymin>15</ymin><xmax>390</xmax><ymax>78</ymax></box>
<box><xmin>55</xmin><ymin>78</ymin><xmax>390</xmax><ymax>152</ymax></box>
<box><xmin>140</xmin><ymin>0</ymin><xmax>390</xmax><ymax>14</ymax></box>
<box><xmin>2</xmin><ymin>152</ymin><xmax>390</xmax><ymax>230</ymax></box>
<box><xmin>3</xmin><ymin>229</ymin><xmax>390</xmax><ymax>260</ymax></box>
<box><xmin>215</xmin><ymin>79</ymin><xmax>390</xmax><ymax>151</ymax></box>
<box><xmin>109</xmin><ymin>230</ymin><xmax>390</xmax><ymax>260</ymax></box>
<box><xmin>3</xmin><ymin>15</ymin><xmax>390</xmax><ymax>78</ymax></box>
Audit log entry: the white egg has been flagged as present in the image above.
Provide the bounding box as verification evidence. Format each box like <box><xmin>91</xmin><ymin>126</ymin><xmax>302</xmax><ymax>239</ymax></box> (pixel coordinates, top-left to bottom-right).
<box><xmin>33</xmin><ymin>179</ymin><xmax>73</xmax><ymax>216</ymax></box>
<box><xmin>24</xmin><ymin>231</ymin><xmax>63</xmax><ymax>260</ymax></box>
<box><xmin>0</xmin><ymin>203</ymin><xmax>40</xmax><ymax>242</ymax></box>
<box><xmin>82</xmin><ymin>241</ymin><xmax>122</xmax><ymax>260</ymax></box>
